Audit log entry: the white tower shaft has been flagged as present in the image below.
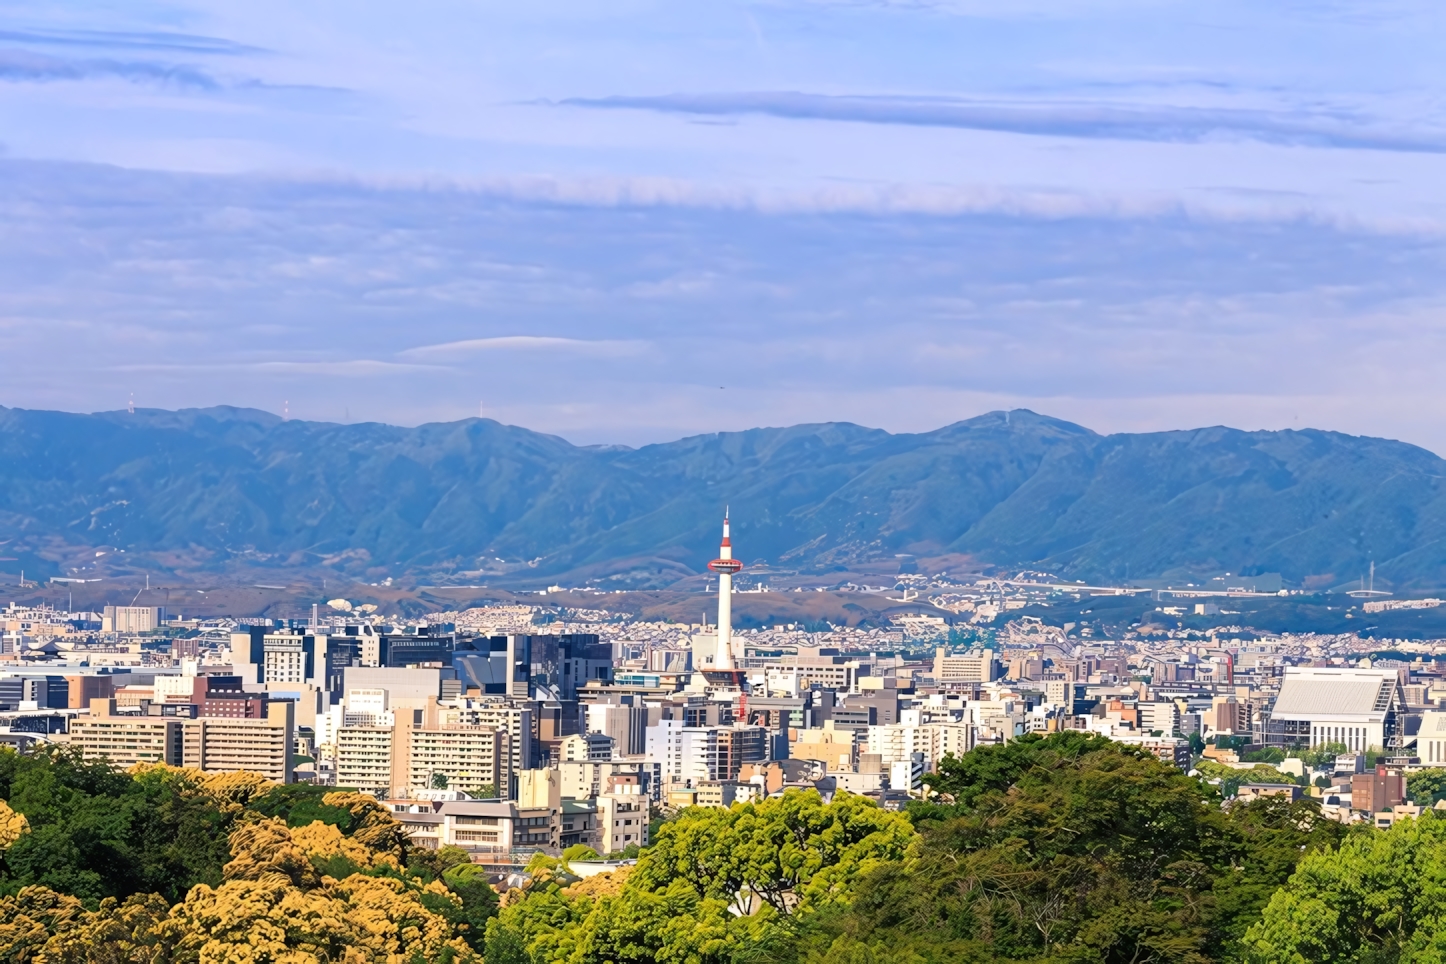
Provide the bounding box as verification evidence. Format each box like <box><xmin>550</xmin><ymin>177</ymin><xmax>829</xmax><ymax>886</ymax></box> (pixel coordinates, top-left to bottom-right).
<box><xmin>717</xmin><ymin>515</ymin><xmax>733</xmax><ymax>670</ymax></box>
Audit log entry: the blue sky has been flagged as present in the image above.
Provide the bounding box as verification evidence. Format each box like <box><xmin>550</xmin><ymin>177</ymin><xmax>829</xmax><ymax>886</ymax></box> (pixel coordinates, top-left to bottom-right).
<box><xmin>1</xmin><ymin>1</ymin><xmax>1445</xmax><ymax>450</ymax></box>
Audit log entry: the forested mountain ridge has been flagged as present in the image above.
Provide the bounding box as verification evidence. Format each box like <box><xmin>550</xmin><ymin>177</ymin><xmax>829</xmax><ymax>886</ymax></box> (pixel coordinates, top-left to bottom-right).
<box><xmin>1</xmin><ymin>404</ymin><xmax>1443</xmax><ymax>589</ymax></box>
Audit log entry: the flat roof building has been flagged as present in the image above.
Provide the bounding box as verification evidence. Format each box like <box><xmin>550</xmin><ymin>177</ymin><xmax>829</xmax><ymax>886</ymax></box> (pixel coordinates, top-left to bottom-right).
<box><xmin>67</xmin><ymin>697</ymin><xmax>294</xmax><ymax>782</ymax></box>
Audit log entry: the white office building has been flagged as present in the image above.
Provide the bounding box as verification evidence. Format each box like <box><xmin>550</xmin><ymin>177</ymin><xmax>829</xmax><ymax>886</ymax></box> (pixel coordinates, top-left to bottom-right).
<box><xmin>1419</xmin><ymin>712</ymin><xmax>1446</xmax><ymax>765</ymax></box>
<box><xmin>646</xmin><ymin>719</ymin><xmax>717</xmax><ymax>785</ymax></box>
<box><xmin>866</xmin><ymin>721</ymin><xmax>974</xmax><ymax>769</ymax></box>
<box><xmin>1269</xmin><ymin>666</ymin><xmax>1405</xmax><ymax>753</ymax></box>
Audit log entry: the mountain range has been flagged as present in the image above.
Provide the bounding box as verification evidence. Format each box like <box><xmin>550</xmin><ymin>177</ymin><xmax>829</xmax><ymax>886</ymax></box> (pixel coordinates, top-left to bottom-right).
<box><xmin>1</xmin><ymin>405</ymin><xmax>1443</xmax><ymax>590</ymax></box>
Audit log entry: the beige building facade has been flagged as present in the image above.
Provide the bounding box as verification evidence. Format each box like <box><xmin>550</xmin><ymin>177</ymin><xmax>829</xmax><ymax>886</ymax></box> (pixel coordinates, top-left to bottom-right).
<box><xmin>68</xmin><ymin>697</ymin><xmax>294</xmax><ymax>782</ymax></box>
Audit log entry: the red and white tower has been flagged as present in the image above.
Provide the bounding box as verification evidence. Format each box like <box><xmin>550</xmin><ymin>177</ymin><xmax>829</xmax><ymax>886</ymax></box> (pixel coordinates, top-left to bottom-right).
<box><xmin>707</xmin><ymin>509</ymin><xmax>743</xmax><ymax>670</ymax></box>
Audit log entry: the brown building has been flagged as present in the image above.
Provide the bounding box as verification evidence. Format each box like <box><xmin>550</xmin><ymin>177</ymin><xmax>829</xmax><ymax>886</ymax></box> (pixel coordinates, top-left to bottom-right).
<box><xmin>1352</xmin><ymin>765</ymin><xmax>1407</xmax><ymax>814</ymax></box>
<box><xmin>66</xmin><ymin>675</ymin><xmax>115</xmax><ymax>709</ymax></box>
<box><xmin>192</xmin><ymin>675</ymin><xmax>267</xmax><ymax>719</ymax></box>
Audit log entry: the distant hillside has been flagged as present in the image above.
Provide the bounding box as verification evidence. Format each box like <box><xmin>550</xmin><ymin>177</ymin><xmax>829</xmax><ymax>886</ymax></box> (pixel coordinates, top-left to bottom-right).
<box><xmin>1</xmin><ymin>405</ymin><xmax>1444</xmax><ymax>589</ymax></box>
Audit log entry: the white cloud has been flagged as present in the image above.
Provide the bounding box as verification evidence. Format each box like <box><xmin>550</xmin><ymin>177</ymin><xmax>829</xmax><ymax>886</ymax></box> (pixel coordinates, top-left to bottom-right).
<box><xmin>108</xmin><ymin>359</ymin><xmax>443</xmax><ymax>376</ymax></box>
<box><xmin>399</xmin><ymin>335</ymin><xmax>649</xmax><ymax>360</ymax></box>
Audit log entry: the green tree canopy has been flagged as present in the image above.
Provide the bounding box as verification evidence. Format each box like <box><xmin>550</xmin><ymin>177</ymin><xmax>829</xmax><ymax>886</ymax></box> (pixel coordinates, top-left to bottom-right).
<box><xmin>1299</xmin><ymin>742</ymin><xmax>1349</xmax><ymax>769</ymax></box>
<box><xmin>1408</xmin><ymin>768</ymin><xmax>1446</xmax><ymax>806</ymax></box>
<box><xmin>443</xmin><ymin>861</ymin><xmax>501</xmax><ymax>952</ymax></box>
<box><xmin>485</xmin><ymin>790</ymin><xmax>911</xmax><ymax>964</ymax></box>
<box><xmin>0</xmin><ymin>747</ymin><xmax>233</xmax><ymax>902</ymax></box>
<box><xmin>803</xmin><ymin>733</ymin><xmax>1344</xmax><ymax>964</ymax></box>
<box><xmin>246</xmin><ymin>783</ymin><xmax>364</xmax><ymax>830</ymax></box>
<box><xmin>633</xmin><ymin>789</ymin><xmax>912</xmax><ymax>917</ymax></box>
<box><xmin>1245</xmin><ymin>812</ymin><xmax>1446</xmax><ymax>962</ymax></box>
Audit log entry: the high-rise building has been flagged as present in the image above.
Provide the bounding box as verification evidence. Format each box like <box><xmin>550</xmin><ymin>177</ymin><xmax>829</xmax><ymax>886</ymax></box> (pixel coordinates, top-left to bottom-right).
<box><xmin>383</xmin><ymin>630</ymin><xmax>455</xmax><ymax>668</ymax></box>
<box><xmin>337</xmin><ymin>725</ymin><xmax>395</xmax><ymax>792</ymax></box>
<box><xmin>0</xmin><ymin>675</ymin><xmax>66</xmax><ymax>711</ymax></box>
<box><xmin>407</xmin><ymin>726</ymin><xmax>510</xmax><ymax>796</ymax></box>
<box><xmin>645</xmin><ymin>719</ymin><xmax>768</xmax><ymax>785</ymax></box>
<box><xmin>556</xmin><ymin>760</ymin><xmax>655</xmax><ymax>801</ymax></box>
<box><xmin>192</xmin><ymin>675</ymin><xmax>268</xmax><ymax>718</ymax></box>
<box><xmin>64</xmin><ymin>674</ymin><xmax>115</xmax><ymax>709</ymax></box>
<box><xmin>453</xmin><ymin>636</ymin><xmax>524</xmax><ymax>697</ymax></box>
<box><xmin>453</xmin><ymin>634</ymin><xmax>610</xmax><ymax>701</ymax></box>
<box><xmin>585</xmin><ymin>698</ymin><xmax>649</xmax><ymax>755</ymax></box>
<box><xmin>1352</xmin><ymin>765</ymin><xmax>1407</xmax><ymax>814</ymax></box>
<box><xmin>262</xmin><ymin>630</ymin><xmax>313</xmax><ymax>684</ymax></box>
<box><xmin>560</xmin><ymin>732</ymin><xmax>614</xmax><ymax>762</ymax></box>
<box><xmin>319</xmin><ymin>633</ymin><xmax>362</xmax><ymax>698</ymax></box>
<box><xmin>229</xmin><ymin>626</ymin><xmax>269</xmax><ymax>683</ymax></box>
<box><xmin>596</xmin><ymin>785</ymin><xmax>649</xmax><ymax>854</ymax></box>
<box><xmin>342</xmin><ymin>666</ymin><xmax>442</xmax><ymax>703</ymax></box>
<box><xmin>187</xmin><ymin>701</ymin><xmax>295</xmax><ymax>783</ymax></box>
<box><xmin>67</xmin><ymin>700</ymin><xmax>185</xmax><ymax>767</ymax></box>
<box><xmin>866</xmin><ymin>721</ymin><xmax>974</xmax><ymax>769</ymax></box>
<box><xmin>335</xmin><ymin>693</ymin><xmax>522</xmax><ymax>799</ymax></box>
<box><xmin>102</xmin><ymin>606</ymin><xmax>165</xmax><ymax>633</ymax></box>
<box><xmin>438</xmin><ymin>701</ymin><xmax>534</xmax><ymax>777</ymax></box>
<box><xmin>1137</xmin><ymin>701</ymin><xmax>1182</xmax><ymax>736</ymax></box>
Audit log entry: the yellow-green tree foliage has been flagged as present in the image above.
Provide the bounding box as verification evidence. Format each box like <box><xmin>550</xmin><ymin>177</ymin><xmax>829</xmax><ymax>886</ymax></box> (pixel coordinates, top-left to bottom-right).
<box><xmin>318</xmin><ymin>790</ymin><xmax>410</xmax><ymax>860</ymax></box>
<box><xmin>127</xmin><ymin>762</ymin><xmax>277</xmax><ymax>814</ymax></box>
<box><xmin>0</xmin><ymin>806</ymin><xmax>474</xmax><ymax>964</ymax></box>
<box><xmin>0</xmin><ymin>799</ymin><xmax>28</xmax><ymax>850</ymax></box>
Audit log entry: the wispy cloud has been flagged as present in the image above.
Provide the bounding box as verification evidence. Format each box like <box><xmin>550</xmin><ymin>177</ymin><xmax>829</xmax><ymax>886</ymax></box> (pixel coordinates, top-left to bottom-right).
<box><xmin>297</xmin><ymin>170</ymin><xmax>1442</xmax><ymax>237</ymax></box>
<box><xmin>0</xmin><ymin>47</ymin><xmax>350</xmax><ymax>97</ymax></box>
<box><xmin>777</xmin><ymin>0</ymin><xmax>1432</xmax><ymax>24</ymax></box>
<box><xmin>561</xmin><ymin>91</ymin><xmax>1446</xmax><ymax>154</ymax></box>
<box><xmin>109</xmin><ymin>360</ymin><xmax>442</xmax><ymax>376</ymax></box>
<box><xmin>400</xmin><ymin>336</ymin><xmax>649</xmax><ymax>360</ymax></box>
<box><xmin>0</xmin><ymin>28</ymin><xmax>265</xmax><ymax>56</ymax></box>
<box><xmin>249</xmin><ymin>360</ymin><xmax>441</xmax><ymax>376</ymax></box>
<box><xmin>0</xmin><ymin>48</ymin><xmax>223</xmax><ymax>89</ymax></box>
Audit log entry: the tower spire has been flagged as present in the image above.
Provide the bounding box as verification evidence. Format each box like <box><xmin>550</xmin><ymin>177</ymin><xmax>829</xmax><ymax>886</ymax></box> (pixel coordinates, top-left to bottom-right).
<box><xmin>707</xmin><ymin>508</ymin><xmax>743</xmax><ymax>670</ymax></box>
